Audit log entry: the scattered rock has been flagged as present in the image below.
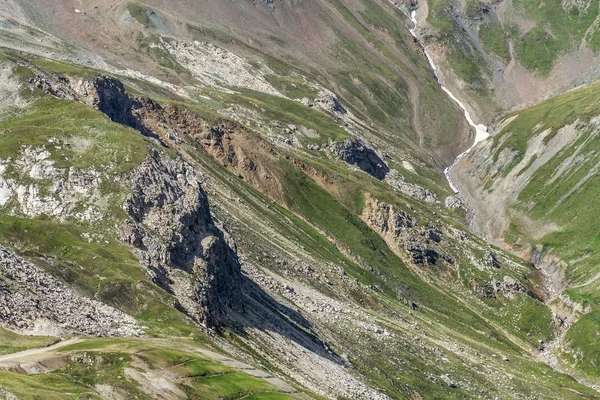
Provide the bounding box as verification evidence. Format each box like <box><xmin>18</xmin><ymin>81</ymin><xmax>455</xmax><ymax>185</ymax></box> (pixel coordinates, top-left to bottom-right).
<box><xmin>0</xmin><ymin>245</ymin><xmax>141</xmax><ymax>337</ymax></box>
<box><xmin>385</xmin><ymin>170</ymin><xmax>437</xmax><ymax>203</ymax></box>
<box><xmin>444</xmin><ymin>196</ymin><xmax>463</xmax><ymax>209</ymax></box>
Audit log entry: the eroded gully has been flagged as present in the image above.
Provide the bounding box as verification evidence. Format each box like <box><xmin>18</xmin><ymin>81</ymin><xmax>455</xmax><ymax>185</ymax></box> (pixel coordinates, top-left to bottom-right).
<box><xmin>388</xmin><ymin>3</ymin><xmax>490</xmax><ymax>192</ymax></box>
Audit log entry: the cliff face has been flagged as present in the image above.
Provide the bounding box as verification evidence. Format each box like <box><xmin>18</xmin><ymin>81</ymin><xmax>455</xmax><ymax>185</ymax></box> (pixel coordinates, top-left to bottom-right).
<box><xmin>30</xmin><ymin>72</ymin><xmax>244</xmax><ymax>328</ymax></box>
<box><xmin>122</xmin><ymin>149</ymin><xmax>242</xmax><ymax>327</ymax></box>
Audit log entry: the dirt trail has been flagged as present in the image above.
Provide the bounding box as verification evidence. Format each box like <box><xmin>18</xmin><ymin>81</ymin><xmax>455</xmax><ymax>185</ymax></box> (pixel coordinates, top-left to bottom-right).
<box><xmin>0</xmin><ymin>337</ymin><xmax>308</xmax><ymax>398</ymax></box>
<box><xmin>0</xmin><ymin>337</ymin><xmax>82</xmax><ymax>374</ymax></box>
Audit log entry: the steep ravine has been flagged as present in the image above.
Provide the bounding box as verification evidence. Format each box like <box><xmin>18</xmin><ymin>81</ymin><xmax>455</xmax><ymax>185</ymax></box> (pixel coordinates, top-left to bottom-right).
<box><xmin>388</xmin><ymin>2</ymin><xmax>490</xmax><ymax>190</ymax></box>
<box><xmin>390</xmin><ymin>3</ymin><xmax>600</xmax><ymax>385</ymax></box>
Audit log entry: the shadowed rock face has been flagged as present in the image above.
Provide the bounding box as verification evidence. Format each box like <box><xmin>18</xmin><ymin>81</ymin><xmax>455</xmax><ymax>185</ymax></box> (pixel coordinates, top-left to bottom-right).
<box><xmin>122</xmin><ymin>148</ymin><xmax>243</xmax><ymax>328</ymax></box>
<box><xmin>331</xmin><ymin>138</ymin><xmax>389</xmax><ymax>180</ymax></box>
<box><xmin>31</xmin><ymin>73</ymin><xmax>243</xmax><ymax>327</ymax></box>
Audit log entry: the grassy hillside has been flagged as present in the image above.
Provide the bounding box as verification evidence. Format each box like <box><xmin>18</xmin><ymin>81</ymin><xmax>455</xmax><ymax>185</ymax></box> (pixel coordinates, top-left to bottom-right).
<box><xmin>456</xmin><ymin>80</ymin><xmax>600</xmax><ymax>381</ymax></box>
<box><xmin>0</xmin><ymin>0</ymin><xmax>599</xmax><ymax>395</ymax></box>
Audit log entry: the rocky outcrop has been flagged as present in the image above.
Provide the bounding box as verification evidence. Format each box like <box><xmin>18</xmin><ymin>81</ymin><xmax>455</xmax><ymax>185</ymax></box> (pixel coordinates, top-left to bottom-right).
<box><xmin>385</xmin><ymin>170</ymin><xmax>437</xmax><ymax>203</ymax></box>
<box><xmin>121</xmin><ymin>149</ymin><xmax>242</xmax><ymax>327</ymax></box>
<box><xmin>331</xmin><ymin>138</ymin><xmax>389</xmax><ymax>180</ymax></box>
<box><xmin>30</xmin><ymin>73</ymin><xmax>250</xmax><ymax>326</ymax></box>
<box><xmin>0</xmin><ymin>245</ymin><xmax>141</xmax><ymax>337</ymax></box>
<box><xmin>483</xmin><ymin>250</ymin><xmax>501</xmax><ymax>269</ymax></box>
<box><xmin>302</xmin><ymin>90</ymin><xmax>347</xmax><ymax>117</ymax></box>
<box><xmin>361</xmin><ymin>195</ymin><xmax>453</xmax><ymax>267</ymax></box>
<box><xmin>30</xmin><ymin>74</ymin><xmax>155</xmax><ymax>139</ymax></box>
<box><xmin>470</xmin><ymin>276</ymin><xmax>529</xmax><ymax>299</ymax></box>
<box><xmin>0</xmin><ymin>146</ymin><xmax>109</xmax><ymax>223</ymax></box>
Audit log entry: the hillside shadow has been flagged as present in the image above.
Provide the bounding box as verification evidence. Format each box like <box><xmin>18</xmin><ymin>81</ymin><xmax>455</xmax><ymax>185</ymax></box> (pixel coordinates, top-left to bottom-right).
<box><xmin>219</xmin><ymin>274</ymin><xmax>343</xmax><ymax>366</ymax></box>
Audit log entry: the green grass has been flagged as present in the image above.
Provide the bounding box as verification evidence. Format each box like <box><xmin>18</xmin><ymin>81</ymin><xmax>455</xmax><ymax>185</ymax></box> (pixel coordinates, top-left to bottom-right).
<box><xmin>32</xmin><ymin>59</ymin><xmax>100</xmax><ymax>80</ymax></box>
<box><xmin>512</xmin><ymin>0</ymin><xmax>600</xmax><ymax>73</ymax></box>
<box><xmin>0</xmin><ymin>327</ymin><xmax>56</xmax><ymax>356</ymax></box>
<box><xmin>186</xmin><ymin>373</ymin><xmax>277</xmax><ymax>399</ymax></box>
<box><xmin>219</xmin><ymin>88</ymin><xmax>349</xmax><ymax>145</ymax></box>
<box><xmin>426</xmin><ymin>0</ymin><xmax>455</xmax><ymax>32</ymax></box>
<box><xmin>492</xmin><ymin>80</ymin><xmax>600</xmax><ymax>166</ymax></box>
<box><xmin>0</xmin><ymin>93</ymin><xmax>198</xmax><ymax>336</ymax></box>
<box><xmin>0</xmin><ymin>372</ymin><xmax>97</xmax><ymax>400</ymax></box>
<box><xmin>483</xmin><ymin>80</ymin><xmax>600</xmax><ymax>377</ymax></box>
<box><xmin>127</xmin><ymin>2</ymin><xmax>153</xmax><ymax>27</ymax></box>
<box><xmin>563</xmin><ymin>310</ymin><xmax>600</xmax><ymax>376</ymax></box>
<box><xmin>0</xmin><ymin>97</ymin><xmax>147</xmax><ymax>174</ymax></box>
<box><xmin>0</xmin><ymin>216</ymin><xmax>196</xmax><ymax>336</ymax></box>
<box><xmin>139</xmin><ymin>35</ymin><xmax>189</xmax><ymax>76</ymax></box>
<box><xmin>0</xmin><ymin>340</ymin><xmax>293</xmax><ymax>400</ymax></box>
<box><xmin>263</xmin><ymin>74</ymin><xmax>318</xmax><ymax>99</ymax></box>
<box><xmin>479</xmin><ymin>22</ymin><xmax>510</xmax><ymax>61</ymax></box>
<box><xmin>426</xmin><ymin>0</ymin><xmax>490</xmax><ymax>89</ymax></box>
<box><xmin>515</xmin><ymin>27</ymin><xmax>562</xmax><ymax>75</ymax></box>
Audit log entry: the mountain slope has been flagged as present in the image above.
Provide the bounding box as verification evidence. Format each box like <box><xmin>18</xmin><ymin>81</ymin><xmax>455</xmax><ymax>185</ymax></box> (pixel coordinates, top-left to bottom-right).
<box><xmin>0</xmin><ymin>0</ymin><xmax>596</xmax><ymax>399</ymax></box>
<box><xmin>452</xmin><ymin>80</ymin><xmax>600</xmax><ymax>384</ymax></box>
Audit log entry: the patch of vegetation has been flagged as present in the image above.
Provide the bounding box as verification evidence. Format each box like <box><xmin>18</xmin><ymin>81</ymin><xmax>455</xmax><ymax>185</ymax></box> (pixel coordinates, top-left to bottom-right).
<box><xmin>33</xmin><ymin>58</ymin><xmax>100</xmax><ymax>80</ymax></box>
<box><xmin>186</xmin><ymin>23</ymin><xmax>236</xmax><ymax>44</ymax></box>
<box><xmin>512</xmin><ymin>0</ymin><xmax>600</xmax><ymax>73</ymax></box>
<box><xmin>447</xmin><ymin>46</ymin><xmax>488</xmax><ymax>88</ymax></box>
<box><xmin>426</xmin><ymin>0</ymin><xmax>455</xmax><ymax>32</ymax></box>
<box><xmin>585</xmin><ymin>25</ymin><xmax>600</xmax><ymax>52</ymax></box>
<box><xmin>0</xmin><ymin>328</ymin><xmax>56</xmax><ymax>356</ymax></box>
<box><xmin>127</xmin><ymin>2</ymin><xmax>153</xmax><ymax>27</ymax></box>
<box><xmin>492</xmin><ymin>80</ymin><xmax>600</xmax><ymax>165</ymax></box>
<box><xmin>479</xmin><ymin>22</ymin><xmax>510</xmax><ymax>60</ymax></box>
<box><xmin>465</xmin><ymin>0</ymin><xmax>484</xmax><ymax>19</ymax></box>
<box><xmin>0</xmin><ymin>97</ymin><xmax>147</xmax><ymax>174</ymax></box>
<box><xmin>220</xmin><ymin>88</ymin><xmax>349</xmax><ymax>144</ymax></box>
<box><xmin>0</xmin><ymin>215</ymin><xmax>196</xmax><ymax>336</ymax></box>
<box><xmin>563</xmin><ymin>310</ymin><xmax>600</xmax><ymax>376</ymax></box>
<box><xmin>263</xmin><ymin>74</ymin><xmax>318</xmax><ymax>99</ymax></box>
<box><xmin>486</xmin><ymin>80</ymin><xmax>600</xmax><ymax>377</ymax></box>
<box><xmin>0</xmin><ymin>340</ymin><xmax>294</xmax><ymax>399</ymax></box>
<box><xmin>139</xmin><ymin>35</ymin><xmax>189</xmax><ymax>76</ymax></box>
<box><xmin>515</xmin><ymin>27</ymin><xmax>562</xmax><ymax>75</ymax></box>
<box><xmin>496</xmin><ymin>294</ymin><xmax>554</xmax><ymax>343</ymax></box>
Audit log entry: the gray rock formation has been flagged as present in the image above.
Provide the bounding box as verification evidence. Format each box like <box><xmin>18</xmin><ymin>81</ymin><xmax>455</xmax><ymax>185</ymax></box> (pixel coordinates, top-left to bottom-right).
<box><xmin>331</xmin><ymin>138</ymin><xmax>389</xmax><ymax>180</ymax></box>
<box><xmin>302</xmin><ymin>90</ymin><xmax>347</xmax><ymax>117</ymax></box>
<box><xmin>385</xmin><ymin>170</ymin><xmax>437</xmax><ymax>203</ymax></box>
<box><xmin>121</xmin><ymin>149</ymin><xmax>242</xmax><ymax>327</ymax></box>
<box><xmin>470</xmin><ymin>276</ymin><xmax>530</xmax><ymax>299</ymax></box>
<box><xmin>31</xmin><ymin>72</ymin><xmax>244</xmax><ymax>327</ymax></box>
<box><xmin>361</xmin><ymin>196</ymin><xmax>453</xmax><ymax>266</ymax></box>
<box><xmin>0</xmin><ymin>245</ymin><xmax>141</xmax><ymax>337</ymax></box>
